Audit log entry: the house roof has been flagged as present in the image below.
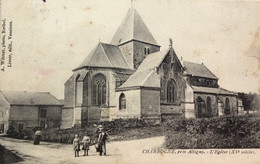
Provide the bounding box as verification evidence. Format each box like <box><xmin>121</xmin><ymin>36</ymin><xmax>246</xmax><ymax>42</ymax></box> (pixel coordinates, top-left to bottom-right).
<box><xmin>110</xmin><ymin>7</ymin><xmax>159</xmax><ymax>46</ymax></box>
<box><xmin>183</xmin><ymin>61</ymin><xmax>218</xmax><ymax>79</ymax></box>
<box><xmin>192</xmin><ymin>86</ymin><xmax>237</xmax><ymax>96</ymax></box>
<box><xmin>0</xmin><ymin>91</ymin><xmax>62</xmax><ymax>106</ymax></box>
<box><xmin>75</xmin><ymin>42</ymin><xmax>131</xmax><ymax>70</ymax></box>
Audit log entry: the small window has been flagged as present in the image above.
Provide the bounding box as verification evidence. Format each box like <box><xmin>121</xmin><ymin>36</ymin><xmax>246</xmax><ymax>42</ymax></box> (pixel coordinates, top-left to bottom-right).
<box><xmin>144</xmin><ymin>47</ymin><xmax>150</xmax><ymax>55</ymax></box>
<box><xmin>0</xmin><ymin>111</ymin><xmax>3</xmax><ymax>118</ymax></box>
<box><xmin>39</xmin><ymin>108</ymin><xmax>47</xmax><ymax>118</ymax></box>
<box><xmin>206</xmin><ymin>80</ymin><xmax>210</xmax><ymax>86</ymax></box>
<box><xmin>119</xmin><ymin>93</ymin><xmax>126</xmax><ymax>110</ymax></box>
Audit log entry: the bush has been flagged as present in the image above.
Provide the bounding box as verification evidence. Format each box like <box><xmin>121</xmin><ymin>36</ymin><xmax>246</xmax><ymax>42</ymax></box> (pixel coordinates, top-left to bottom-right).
<box><xmin>40</xmin><ymin>118</ymin><xmax>160</xmax><ymax>144</ymax></box>
<box><xmin>5</xmin><ymin>118</ymin><xmax>162</xmax><ymax>144</ymax></box>
<box><xmin>164</xmin><ymin>115</ymin><xmax>260</xmax><ymax>149</ymax></box>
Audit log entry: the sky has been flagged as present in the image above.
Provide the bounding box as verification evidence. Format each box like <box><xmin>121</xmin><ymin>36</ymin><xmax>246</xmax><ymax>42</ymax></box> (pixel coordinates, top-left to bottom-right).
<box><xmin>1</xmin><ymin>0</ymin><xmax>260</xmax><ymax>99</ymax></box>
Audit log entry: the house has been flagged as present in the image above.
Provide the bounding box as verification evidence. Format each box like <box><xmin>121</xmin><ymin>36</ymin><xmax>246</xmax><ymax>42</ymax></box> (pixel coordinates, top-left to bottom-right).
<box><xmin>0</xmin><ymin>91</ymin><xmax>63</xmax><ymax>134</ymax></box>
<box><xmin>62</xmin><ymin>7</ymin><xmax>243</xmax><ymax>128</ymax></box>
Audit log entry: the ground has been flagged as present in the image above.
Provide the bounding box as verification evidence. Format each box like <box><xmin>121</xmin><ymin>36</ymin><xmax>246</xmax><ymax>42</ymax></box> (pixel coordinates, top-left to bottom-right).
<box><xmin>1</xmin><ymin>135</ymin><xmax>259</xmax><ymax>164</ymax></box>
<box><xmin>0</xmin><ymin>136</ymin><xmax>164</xmax><ymax>164</ymax></box>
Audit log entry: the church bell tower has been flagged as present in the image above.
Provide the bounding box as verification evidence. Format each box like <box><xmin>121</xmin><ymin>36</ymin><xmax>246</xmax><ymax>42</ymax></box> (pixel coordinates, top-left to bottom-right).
<box><xmin>110</xmin><ymin>7</ymin><xmax>160</xmax><ymax>69</ymax></box>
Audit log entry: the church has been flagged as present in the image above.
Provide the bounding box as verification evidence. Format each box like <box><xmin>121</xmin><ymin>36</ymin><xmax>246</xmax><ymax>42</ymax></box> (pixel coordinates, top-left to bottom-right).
<box><xmin>61</xmin><ymin>7</ymin><xmax>243</xmax><ymax>128</ymax></box>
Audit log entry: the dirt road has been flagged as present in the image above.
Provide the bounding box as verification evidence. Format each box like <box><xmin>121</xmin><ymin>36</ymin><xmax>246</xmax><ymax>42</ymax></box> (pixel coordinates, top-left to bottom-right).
<box><xmin>0</xmin><ymin>136</ymin><xmax>165</xmax><ymax>164</ymax></box>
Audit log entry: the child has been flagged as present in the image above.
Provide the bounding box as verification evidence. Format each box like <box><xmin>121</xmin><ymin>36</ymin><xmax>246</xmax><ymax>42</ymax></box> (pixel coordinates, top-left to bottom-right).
<box><xmin>82</xmin><ymin>132</ymin><xmax>91</xmax><ymax>156</ymax></box>
<box><xmin>73</xmin><ymin>134</ymin><xmax>80</xmax><ymax>157</ymax></box>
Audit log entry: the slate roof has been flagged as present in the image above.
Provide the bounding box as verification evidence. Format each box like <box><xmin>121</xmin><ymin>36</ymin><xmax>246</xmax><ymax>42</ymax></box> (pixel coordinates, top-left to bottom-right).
<box><xmin>183</xmin><ymin>61</ymin><xmax>218</xmax><ymax>79</ymax></box>
<box><xmin>118</xmin><ymin>69</ymin><xmax>160</xmax><ymax>89</ymax></box>
<box><xmin>118</xmin><ymin>48</ymin><xmax>172</xmax><ymax>89</ymax></box>
<box><xmin>137</xmin><ymin>48</ymin><xmax>170</xmax><ymax>72</ymax></box>
<box><xmin>111</xmin><ymin>7</ymin><xmax>159</xmax><ymax>46</ymax></box>
<box><xmin>192</xmin><ymin>86</ymin><xmax>237</xmax><ymax>96</ymax></box>
<box><xmin>75</xmin><ymin>42</ymin><xmax>131</xmax><ymax>70</ymax></box>
<box><xmin>0</xmin><ymin>91</ymin><xmax>62</xmax><ymax>106</ymax></box>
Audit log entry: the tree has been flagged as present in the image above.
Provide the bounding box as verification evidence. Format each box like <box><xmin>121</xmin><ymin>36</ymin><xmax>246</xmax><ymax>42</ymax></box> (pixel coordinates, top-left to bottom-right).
<box><xmin>238</xmin><ymin>92</ymin><xmax>260</xmax><ymax>111</ymax></box>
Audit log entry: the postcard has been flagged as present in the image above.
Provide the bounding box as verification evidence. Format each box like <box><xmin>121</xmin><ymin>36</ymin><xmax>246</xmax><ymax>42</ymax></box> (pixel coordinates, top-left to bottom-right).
<box><xmin>0</xmin><ymin>0</ymin><xmax>260</xmax><ymax>164</ymax></box>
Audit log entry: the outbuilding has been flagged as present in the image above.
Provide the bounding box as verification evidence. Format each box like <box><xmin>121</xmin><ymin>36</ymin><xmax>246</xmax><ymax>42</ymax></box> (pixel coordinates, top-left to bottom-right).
<box><xmin>0</xmin><ymin>91</ymin><xmax>63</xmax><ymax>134</ymax></box>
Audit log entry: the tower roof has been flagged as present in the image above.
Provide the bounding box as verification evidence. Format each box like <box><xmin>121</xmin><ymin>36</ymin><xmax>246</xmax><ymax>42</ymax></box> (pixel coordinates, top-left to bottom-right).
<box><xmin>111</xmin><ymin>7</ymin><xmax>159</xmax><ymax>46</ymax></box>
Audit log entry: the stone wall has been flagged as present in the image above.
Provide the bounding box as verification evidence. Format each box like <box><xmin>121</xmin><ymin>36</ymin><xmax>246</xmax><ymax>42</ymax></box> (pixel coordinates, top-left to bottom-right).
<box><xmin>0</xmin><ymin>94</ymin><xmax>10</xmax><ymax>133</ymax></box>
<box><xmin>133</xmin><ymin>41</ymin><xmax>160</xmax><ymax>69</ymax></box>
<box><xmin>160</xmin><ymin>104</ymin><xmax>183</xmax><ymax>115</ymax></box>
<box><xmin>140</xmin><ymin>89</ymin><xmax>160</xmax><ymax>118</ymax></box>
<box><xmin>61</xmin><ymin>108</ymin><xmax>73</xmax><ymax>129</ymax></box>
<box><xmin>118</xmin><ymin>41</ymin><xmax>160</xmax><ymax>70</ymax></box>
<box><xmin>118</xmin><ymin>42</ymin><xmax>134</xmax><ymax>69</ymax></box>
<box><xmin>194</xmin><ymin>93</ymin><xmax>218</xmax><ymax>117</ymax></box>
<box><xmin>115</xmin><ymin>89</ymin><xmax>141</xmax><ymax>119</ymax></box>
<box><xmin>158</xmin><ymin>48</ymin><xmax>185</xmax><ymax>105</ymax></box>
<box><xmin>64</xmin><ymin>75</ymin><xmax>75</xmax><ymax>107</ymax></box>
<box><xmin>218</xmin><ymin>95</ymin><xmax>238</xmax><ymax>116</ymax></box>
<box><xmin>184</xmin><ymin>83</ymin><xmax>195</xmax><ymax>118</ymax></box>
<box><xmin>9</xmin><ymin>105</ymin><xmax>62</xmax><ymax>130</ymax></box>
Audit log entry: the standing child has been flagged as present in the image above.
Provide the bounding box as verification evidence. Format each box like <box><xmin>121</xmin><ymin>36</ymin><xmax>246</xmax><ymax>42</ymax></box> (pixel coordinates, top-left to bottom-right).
<box><xmin>82</xmin><ymin>132</ymin><xmax>91</xmax><ymax>156</ymax></box>
<box><xmin>73</xmin><ymin>134</ymin><xmax>80</xmax><ymax>157</ymax></box>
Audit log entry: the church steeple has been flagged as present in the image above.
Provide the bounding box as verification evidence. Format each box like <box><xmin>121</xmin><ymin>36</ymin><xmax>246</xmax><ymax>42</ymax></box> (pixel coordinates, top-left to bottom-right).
<box><xmin>111</xmin><ymin>7</ymin><xmax>159</xmax><ymax>46</ymax></box>
<box><xmin>111</xmin><ymin>7</ymin><xmax>160</xmax><ymax>69</ymax></box>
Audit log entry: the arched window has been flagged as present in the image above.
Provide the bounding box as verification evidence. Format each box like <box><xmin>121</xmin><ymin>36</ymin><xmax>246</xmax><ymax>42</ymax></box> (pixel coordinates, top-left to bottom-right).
<box><xmin>92</xmin><ymin>74</ymin><xmax>106</xmax><ymax>106</ymax></box>
<box><xmin>167</xmin><ymin>79</ymin><xmax>176</xmax><ymax>103</ymax></box>
<box><xmin>119</xmin><ymin>93</ymin><xmax>126</xmax><ymax>110</ymax></box>
<box><xmin>224</xmin><ymin>98</ymin><xmax>230</xmax><ymax>115</ymax></box>
<box><xmin>206</xmin><ymin>97</ymin><xmax>212</xmax><ymax>118</ymax></box>
<box><xmin>197</xmin><ymin>97</ymin><xmax>205</xmax><ymax>118</ymax></box>
<box><xmin>75</xmin><ymin>74</ymin><xmax>80</xmax><ymax>105</ymax></box>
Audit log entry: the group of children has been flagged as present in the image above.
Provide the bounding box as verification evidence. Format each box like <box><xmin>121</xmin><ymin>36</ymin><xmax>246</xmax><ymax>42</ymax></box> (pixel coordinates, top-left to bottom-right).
<box><xmin>73</xmin><ymin>125</ymin><xmax>108</xmax><ymax>157</ymax></box>
<box><xmin>73</xmin><ymin>133</ymin><xmax>90</xmax><ymax>157</ymax></box>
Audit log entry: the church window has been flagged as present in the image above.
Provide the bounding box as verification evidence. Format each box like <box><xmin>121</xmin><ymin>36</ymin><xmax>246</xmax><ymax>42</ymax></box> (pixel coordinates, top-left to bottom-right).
<box><xmin>167</xmin><ymin>79</ymin><xmax>176</xmax><ymax>103</ymax></box>
<box><xmin>224</xmin><ymin>98</ymin><xmax>230</xmax><ymax>115</ymax></box>
<box><xmin>119</xmin><ymin>93</ymin><xmax>126</xmax><ymax>110</ymax></box>
<box><xmin>92</xmin><ymin>74</ymin><xmax>106</xmax><ymax>106</ymax></box>
<box><xmin>206</xmin><ymin>80</ymin><xmax>210</xmax><ymax>86</ymax></box>
<box><xmin>206</xmin><ymin>97</ymin><xmax>212</xmax><ymax>118</ymax></box>
<box><xmin>197</xmin><ymin>97</ymin><xmax>205</xmax><ymax>118</ymax></box>
<box><xmin>144</xmin><ymin>47</ymin><xmax>150</xmax><ymax>55</ymax></box>
<box><xmin>196</xmin><ymin>78</ymin><xmax>200</xmax><ymax>83</ymax></box>
<box><xmin>75</xmin><ymin>74</ymin><xmax>80</xmax><ymax>105</ymax></box>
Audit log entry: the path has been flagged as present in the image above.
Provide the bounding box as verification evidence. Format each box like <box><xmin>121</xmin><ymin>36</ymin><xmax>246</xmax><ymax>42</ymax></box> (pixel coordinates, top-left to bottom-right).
<box><xmin>0</xmin><ymin>136</ymin><xmax>165</xmax><ymax>164</ymax></box>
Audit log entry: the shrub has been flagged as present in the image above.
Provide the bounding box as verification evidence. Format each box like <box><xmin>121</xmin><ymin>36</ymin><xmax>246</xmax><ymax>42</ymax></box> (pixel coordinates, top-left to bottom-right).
<box><xmin>164</xmin><ymin>115</ymin><xmax>260</xmax><ymax>148</ymax></box>
<box><xmin>39</xmin><ymin>118</ymin><xmax>160</xmax><ymax>144</ymax></box>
